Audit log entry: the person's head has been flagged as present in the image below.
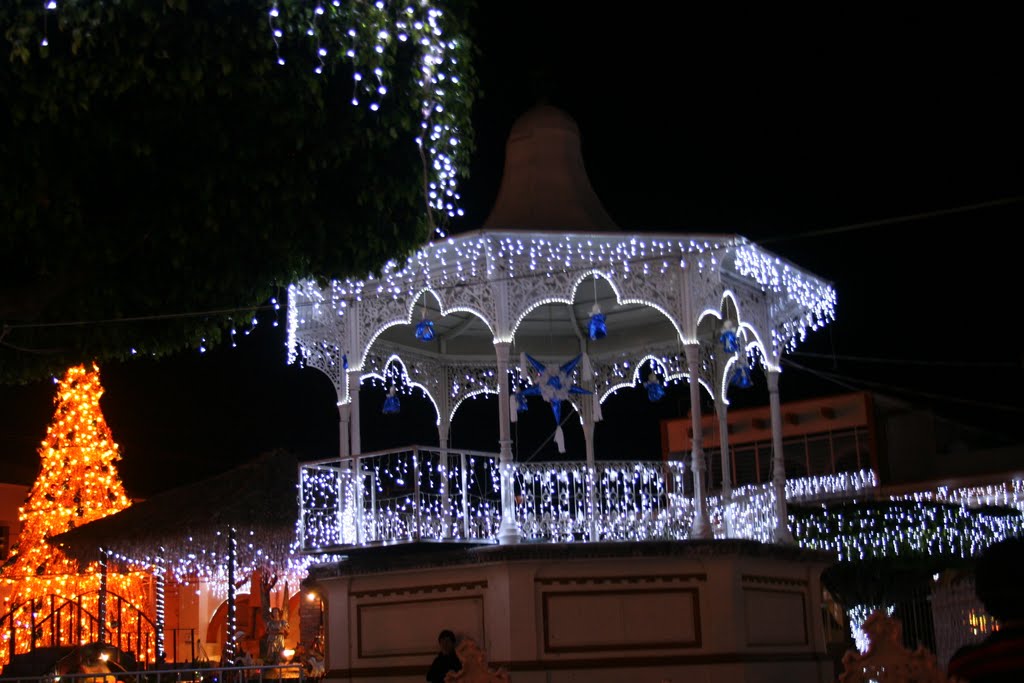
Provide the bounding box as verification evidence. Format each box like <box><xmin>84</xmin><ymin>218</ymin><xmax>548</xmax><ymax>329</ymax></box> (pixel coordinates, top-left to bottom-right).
<box><xmin>438</xmin><ymin>629</ymin><xmax>456</xmax><ymax>654</ymax></box>
<box><xmin>271</xmin><ymin>607</ymin><xmax>282</xmax><ymax>620</ymax></box>
<box><xmin>975</xmin><ymin>536</ymin><xmax>1024</xmax><ymax>623</ymax></box>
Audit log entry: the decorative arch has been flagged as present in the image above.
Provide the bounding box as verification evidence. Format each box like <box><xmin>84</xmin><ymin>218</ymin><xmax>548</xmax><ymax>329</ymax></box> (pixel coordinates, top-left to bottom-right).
<box><xmin>737</xmin><ymin>323</ymin><xmax>774</xmax><ymax>371</ymax></box>
<box><xmin>719</xmin><ymin>354</ymin><xmax>744</xmax><ymax>407</ymax></box>
<box><xmin>407</xmin><ymin>286</ymin><xmax>494</xmax><ymax>333</ymax></box>
<box><xmin>507</xmin><ymin>269</ymin><xmax>687</xmax><ymax>342</ymax></box>
<box><xmin>407</xmin><ymin>287</ymin><xmax>445</xmax><ymax>319</ymax></box>
<box><xmin>509</xmin><ymin>297</ymin><xmax>575</xmax><ymax>340</ymax></box>
<box><xmin>357</xmin><ymin>287</ymin><xmax>495</xmax><ymax>370</ymax></box>
<box><xmin>449</xmin><ymin>388</ymin><xmax>497</xmax><ymax>425</ymax></box>
<box><xmin>700</xmin><ymin>290</ymin><xmax>774</xmax><ymax>381</ymax></box>
<box><xmin>566</xmin><ymin>397</ymin><xmax>584</xmax><ymax>426</ymax></box>
<box><xmin>568</xmin><ymin>270</ymin><xmax>618</xmax><ymax>303</ymax></box>
<box><xmin>361</xmin><ymin>354</ymin><xmax>442</xmax><ymax>426</ymax></box>
<box><xmin>598</xmin><ymin>354</ymin><xmax>713</xmax><ymax>404</ymax></box>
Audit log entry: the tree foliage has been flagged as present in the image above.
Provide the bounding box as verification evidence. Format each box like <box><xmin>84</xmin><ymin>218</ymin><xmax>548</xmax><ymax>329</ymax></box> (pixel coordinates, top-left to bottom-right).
<box><xmin>0</xmin><ymin>0</ymin><xmax>476</xmax><ymax>383</ymax></box>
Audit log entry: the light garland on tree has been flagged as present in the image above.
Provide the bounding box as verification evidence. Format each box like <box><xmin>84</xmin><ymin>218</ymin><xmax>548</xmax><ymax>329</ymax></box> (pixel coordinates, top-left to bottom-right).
<box><xmin>18</xmin><ymin>0</ymin><xmax>473</xmax><ymax>235</ymax></box>
<box><xmin>1</xmin><ymin>364</ymin><xmax>152</xmax><ymax>667</ymax></box>
<box><xmin>892</xmin><ymin>480</ymin><xmax>1024</xmax><ymax>512</ymax></box>
<box><xmin>261</xmin><ymin>0</ymin><xmax>471</xmax><ymax>230</ymax></box>
<box><xmin>790</xmin><ymin>499</ymin><xmax>1024</xmax><ymax>563</ymax></box>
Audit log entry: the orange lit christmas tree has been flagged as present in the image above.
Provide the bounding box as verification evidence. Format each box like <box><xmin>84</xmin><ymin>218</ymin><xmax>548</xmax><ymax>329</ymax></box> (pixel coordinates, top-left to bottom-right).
<box><xmin>0</xmin><ymin>364</ymin><xmax>153</xmax><ymax>667</ymax></box>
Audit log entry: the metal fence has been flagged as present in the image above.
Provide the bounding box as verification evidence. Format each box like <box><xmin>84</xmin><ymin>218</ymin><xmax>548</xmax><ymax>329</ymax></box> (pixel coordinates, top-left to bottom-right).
<box><xmin>0</xmin><ymin>664</ymin><xmax>307</xmax><ymax>683</ymax></box>
<box><xmin>822</xmin><ymin>570</ymin><xmax>997</xmax><ymax>674</ymax></box>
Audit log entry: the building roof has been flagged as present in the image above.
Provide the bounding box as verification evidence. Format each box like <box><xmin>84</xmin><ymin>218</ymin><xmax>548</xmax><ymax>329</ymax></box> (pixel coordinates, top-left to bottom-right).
<box><xmin>481</xmin><ymin>104</ymin><xmax>619</xmax><ymax>232</ymax></box>
<box><xmin>51</xmin><ymin>450</ymin><xmax>298</xmax><ymax>577</ymax></box>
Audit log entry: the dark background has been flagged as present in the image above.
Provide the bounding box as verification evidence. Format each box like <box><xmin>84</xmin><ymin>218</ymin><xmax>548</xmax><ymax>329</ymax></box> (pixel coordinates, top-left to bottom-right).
<box><xmin>2</xmin><ymin>6</ymin><xmax>1022</xmax><ymax>496</ymax></box>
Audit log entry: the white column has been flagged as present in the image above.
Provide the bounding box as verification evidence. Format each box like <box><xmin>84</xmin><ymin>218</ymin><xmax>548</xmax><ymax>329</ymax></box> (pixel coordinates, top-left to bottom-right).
<box><xmin>684</xmin><ymin>343</ymin><xmax>712</xmax><ymax>539</ymax></box>
<box><xmin>767</xmin><ymin>369</ymin><xmax>795</xmax><ymax>544</ymax></box>
<box><xmin>346</xmin><ymin>368</ymin><xmax>363</xmax><ymax>544</ymax></box>
<box><xmin>582</xmin><ymin>396</ymin><xmax>595</xmax><ymax>470</ymax></box>
<box><xmin>495</xmin><ymin>341</ymin><xmax>521</xmax><ymax>544</ymax></box>
<box><xmin>581</xmin><ymin>406</ymin><xmax>598</xmax><ymax>542</ymax></box>
<box><xmin>438</xmin><ymin>419</ymin><xmax>451</xmax><ymax>538</ymax></box>
<box><xmin>579</xmin><ymin>345</ymin><xmax>599</xmax><ymax>543</ymax></box>
<box><xmin>716</xmin><ymin>397</ymin><xmax>733</xmax><ymax>537</ymax></box>
<box><xmin>460</xmin><ymin>450</ymin><xmax>471</xmax><ymax>540</ymax></box>
<box><xmin>338</xmin><ymin>403</ymin><xmax>351</xmax><ymax>459</ymax></box>
<box><xmin>347</xmin><ymin>369</ymin><xmax>362</xmax><ymax>457</ymax></box>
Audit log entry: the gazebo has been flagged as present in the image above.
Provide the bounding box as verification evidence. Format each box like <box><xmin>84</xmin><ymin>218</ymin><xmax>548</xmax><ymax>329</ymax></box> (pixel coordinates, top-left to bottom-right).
<box><xmin>288</xmin><ymin>105</ymin><xmax>837</xmax><ymax>552</ymax></box>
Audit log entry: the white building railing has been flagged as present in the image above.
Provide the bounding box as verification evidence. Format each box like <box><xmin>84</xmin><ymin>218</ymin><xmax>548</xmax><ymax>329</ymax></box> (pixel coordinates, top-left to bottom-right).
<box><xmin>297</xmin><ymin>446</ymin><xmax>878</xmax><ymax>551</ymax></box>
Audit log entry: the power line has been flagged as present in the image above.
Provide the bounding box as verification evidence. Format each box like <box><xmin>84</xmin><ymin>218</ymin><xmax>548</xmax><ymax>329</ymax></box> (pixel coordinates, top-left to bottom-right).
<box><xmin>781</xmin><ymin>358</ymin><xmax>1022</xmax><ymax>442</ymax></box>
<box><xmin>6</xmin><ymin>196</ymin><xmax>1021</xmax><ymax>333</ymax></box>
<box><xmin>790</xmin><ymin>350</ymin><xmax>1021</xmax><ymax>369</ymax></box>
<box><xmin>758</xmin><ymin>195</ymin><xmax>1024</xmax><ymax>245</ymax></box>
<box><xmin>2</xmin><ymin>302</ymin><xmax>279</xmax><ymax>330</ymax></box>
<box><xmin>782</xmin><ymin>357</ymin><xmax>1024</xmax><ymax>415</ymax></box>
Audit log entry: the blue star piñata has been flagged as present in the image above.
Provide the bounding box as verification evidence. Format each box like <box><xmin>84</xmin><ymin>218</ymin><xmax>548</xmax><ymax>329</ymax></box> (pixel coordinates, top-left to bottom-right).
<box><xmin>519</xmin><ymin>354</ymin><xmax>592</xmax><ymax>452</ymax></box>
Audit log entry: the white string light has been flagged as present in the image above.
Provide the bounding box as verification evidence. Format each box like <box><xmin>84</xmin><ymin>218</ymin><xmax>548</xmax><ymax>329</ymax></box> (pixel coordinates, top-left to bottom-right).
<box><xmin>289</xmin><ymin>233</ymin><xmax>837</xmax><ymax>385</ymax></box>
<box><xmin>299</xmin><ymin>454</ymin><xmax>1023</xmax><ymax>561</ymax></box>
<box><xmin>29</xmin><ymin>0</ymin><xmax>471</xmax><ymax>231</ymax></box>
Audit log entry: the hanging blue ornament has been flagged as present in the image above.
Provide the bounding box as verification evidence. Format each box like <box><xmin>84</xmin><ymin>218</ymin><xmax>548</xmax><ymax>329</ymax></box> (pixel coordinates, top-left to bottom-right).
<box><xmin>720</xmin><ymin>320</ymin><xmax>739</xmax><ymax>353</ymax></box>
<box><xmin>644</xmin><ymin>372</ymin><xmax>665</xmax><ymax>402</ymax></box>
<box><xmin>342</xmin><ymin>353</ymin><xmax>348</xmax><ymax>370</ymax></box>
<box><xmin>414</xmin><ymin>318</ymin><xmax>435</xmax><ymax>342</ymax></box>
<box><xmin>382</xmin><ymin>387</ymin><xmax>401</xmax><ymax>414</ymax></box>
<box><xmin>587</xmin><ymin>304</ymin><xmax>607</xmax><ymax>341</ymax></box>
<box><xmin>515</xmin><ymin>391</ymin><xmax>529</xmax><ymax>413</ymax></box>
<box><xmin>731</xmin><ymin>364</ymin><xmax>753</xmax><ymax>389</ymax></box>
<box><xmin>518</xmin><ymin>354</ymin><xmax>592</xmax><ymax>453</ymax></box>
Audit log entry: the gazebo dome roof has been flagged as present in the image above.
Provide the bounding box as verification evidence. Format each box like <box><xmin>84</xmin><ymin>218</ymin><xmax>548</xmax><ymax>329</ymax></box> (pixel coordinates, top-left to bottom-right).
<box><xmin>482</xmin><ymin>104</ymin><xmax>619</xmax><ymax>232</ymax></box>
<box><xmin>508</xmin><ymin>103</ymin><xmax>580</xmax><ymax>137</ymax></box>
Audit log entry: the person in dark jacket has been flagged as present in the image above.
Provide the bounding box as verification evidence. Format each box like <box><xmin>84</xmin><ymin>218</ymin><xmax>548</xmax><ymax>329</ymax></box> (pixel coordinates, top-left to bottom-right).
<box><xmin>947</xmin><ymin>536</ymin><xmax>1024</xmax><ymax>682</ymax></box>
<box><xmin>426</xmin><ymin>629</ymin><xmax>461</xmax><ymax>683</ymax></box>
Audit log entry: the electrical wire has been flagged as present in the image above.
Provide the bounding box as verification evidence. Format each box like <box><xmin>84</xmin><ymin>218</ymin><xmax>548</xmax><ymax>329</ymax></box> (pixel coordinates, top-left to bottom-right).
<box><xmin>790</xmin><ymin>350</ymin><xmax>1021</xmax><ymax>369</ymax></box>
<box><xmin>782</xmin><ymin>357</ymin><xmax>1024</xmax><ymax>414</ymax></box>
<box><xmin>2</xmin><ymin>302</ymin><xmax>279</xmax><ymax>330</ymax></box>
<box><xmin>757</xmin><ymin>195</ymin><xmax>1024</xmax><ymax>245</ymax></box>
<box><xmin>14</xmin><ymin>194</ymin><xmax>1018</xmax><ymax>333</ymax></box>
<box><xmin>781</xmin><ymin>358</ymin><xmax>1024</xmax><ymax>443</ymax></box>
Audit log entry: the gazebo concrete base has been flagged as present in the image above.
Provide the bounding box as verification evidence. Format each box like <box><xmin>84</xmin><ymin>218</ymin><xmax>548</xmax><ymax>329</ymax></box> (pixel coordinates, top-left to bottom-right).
<box><xmin>308</xmin><ymin>540</ymin><xmax>837</xmax><ymax>682</ymax></box>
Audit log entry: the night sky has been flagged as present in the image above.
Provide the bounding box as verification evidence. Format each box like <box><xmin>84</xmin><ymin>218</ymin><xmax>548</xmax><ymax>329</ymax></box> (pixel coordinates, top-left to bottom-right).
<box><xmin>1</xmin><ymin>6</ymin><xmax>1022</xmax><ymax>496</ymax></box>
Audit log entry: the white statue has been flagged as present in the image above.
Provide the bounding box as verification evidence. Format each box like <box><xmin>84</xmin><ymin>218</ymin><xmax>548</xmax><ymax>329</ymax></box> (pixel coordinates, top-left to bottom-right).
<box><xmin>839</xmin><ymin>611</ymin><xmax>947</xmax><ymax>683</ymax></box>
<box><xmin>444</xmin><ymin>638</ymin><xmax>509</xmax><ymax>683</ymax></box>
<box><xmin>259</xmin><ymin>573</ymin><xmax>291</xmax><ymax>665</ymax></box>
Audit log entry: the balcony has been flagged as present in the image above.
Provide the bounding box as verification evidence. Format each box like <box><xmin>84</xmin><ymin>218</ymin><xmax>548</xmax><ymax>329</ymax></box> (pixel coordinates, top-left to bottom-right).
<box><xmin>298</xmin><ymin>446</ymin><xmax>877</xmax><ymax>551</ymax></box>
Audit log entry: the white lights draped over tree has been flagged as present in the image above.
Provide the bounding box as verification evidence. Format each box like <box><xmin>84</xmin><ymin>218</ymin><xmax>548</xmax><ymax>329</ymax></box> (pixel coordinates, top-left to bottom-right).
<box><xmin>12</xmin><ymin>0</ymin><xmax>470</xmax><ymax>232</ymax></box>
<box><xmin>0</xmin><ymin>0</ymin><xmax>477</xmax><ymax>384</ymax></box>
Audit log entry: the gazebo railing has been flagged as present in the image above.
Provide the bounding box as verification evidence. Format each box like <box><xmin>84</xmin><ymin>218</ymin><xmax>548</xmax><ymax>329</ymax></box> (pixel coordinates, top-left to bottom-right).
<box><xmin>515</xmin><ymin>460</ymin><xmax>692</xmax><ymax>542</ymax></box>
<box><xmin>299</xmin><ymin>447</ymin><xmax>504</xmax><ymax>548</ymax></box>
<box><xmin>298</xmin><ymin>448</ymin><xmax>878</xmax><ymax>550</ymax></box>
